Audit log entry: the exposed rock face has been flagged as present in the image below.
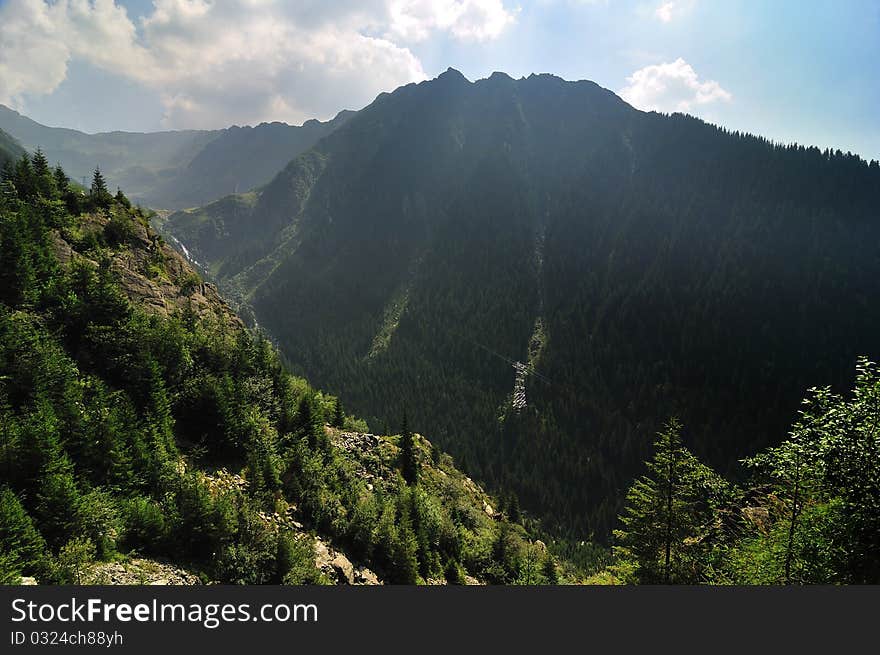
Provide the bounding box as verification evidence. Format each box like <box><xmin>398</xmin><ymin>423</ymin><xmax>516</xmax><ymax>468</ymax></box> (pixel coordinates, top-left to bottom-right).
<box><xmin>85</xmin><ymin>559</ymin><xmax>202</xmax><ymax>585</ymax></box>
<box><xmin>48</xmin><ymin>231</ymin><xmax>75</xmax><ymax>265</ymax></box>
<box><xmin>314</xmin><ymin>538</ymin><xmax>381</xmax><ymax>585</ymax></box>
<box><xmin>194</xmin><ymin>463</ymin><xmax>382</xmax><ymax>585</ymax></box>
<box><xmin>331</xmin><ymin>432</ymin><xmax>389</xmax><ymax>483</ymax></box>
<box><xmin>50</xmin><ymin>210</ymin><xmax>243</xmax><ymax>328</ymax></box>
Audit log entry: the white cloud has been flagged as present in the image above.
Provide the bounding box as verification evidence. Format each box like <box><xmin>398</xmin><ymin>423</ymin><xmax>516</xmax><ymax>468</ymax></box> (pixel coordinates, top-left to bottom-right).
<box><xmin>0</xmin><ymin>0</ymin><xmax>70</xmax><ymax>104</ymax></box>
<box><xmin>0</xmin><ymin>0</ymin><xmax>517</xmax><ymax>129</ymax></box>
<box><xmin>619</xmin><ymin>58</ymin><xmax>732</xmax><ymax>114</ymax></box>
<box><xmin>654</xmin><ymin>1</ymin><xmax>675</xmax><ymax>22</ymax></box>
<box><xmin>649</xmin><ymin>0</ymin><xmax>696</xmax><ymax>23</ymax></box>
<box><xmin>386</xmin><ymin>0</ymin><xmax>517</xmax><ymax>42</ymax></box>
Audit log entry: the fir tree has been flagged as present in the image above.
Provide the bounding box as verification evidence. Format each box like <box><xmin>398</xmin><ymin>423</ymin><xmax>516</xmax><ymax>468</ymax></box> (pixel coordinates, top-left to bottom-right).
<box><xmin>89</xmin><ymin>166</ymin><xmax>111</xmax><ymax>209</ymax></box>
<box><xmin>332</xmin><ymin>398</ymin><xmax>345</xmax><ymax>428</ymax></box>
<box><xmin>0</xmin><ymin>487</ymin><xmax>47</xmax><ymax>577</ymax></box>
<box><xmin>613</xmin><ymin>419</ymin><xmax>728</xmax><ymax>584</ymax></box>
<box><xmin>115</xmin><ymin>187</ymin><xmax>131</xmax><ymax>209</ymax></box>
<box><xmin>13</xmin><ymin>154</ymin><xmax>34</xmax><ymax>198</ymax></box>
<box><xmin>53</xmin><ymin>164</ymin><xmax>69</xmax><ymax>192</ymax></box>
<box><xmin>0</xmin><ymin>159</ymin><xmax>13</xmax><ymax>184</ymax></box>
<box><xmin>399</xmin><ymin>411</ymin><xmax>418</xmax><ymax>486</ymax></box>
<box><xmin>542</xmin><ymin>555</ymin><xmax>559</xmax><ymax>584</ymax></box>
<box><xmin>31</xmin><ymin>149</ymin><xmax>54</xmax><ymax>198</ymax></box>
<box><xmin>91</xmin><ymin>166</ymin><xmax>108</xmax><ymax>196</ymax></box>
<box><xmin>31</xmin><ymin>148</ymin><xmax>50</xmax><ymax>177</ymax></box>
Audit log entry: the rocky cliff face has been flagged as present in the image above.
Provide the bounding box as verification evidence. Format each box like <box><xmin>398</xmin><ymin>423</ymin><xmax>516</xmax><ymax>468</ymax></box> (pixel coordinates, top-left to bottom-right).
<box><xmin>51</xmin><ymin>209</ymin><xmax>242</xmax><ymax>327</ymax></box>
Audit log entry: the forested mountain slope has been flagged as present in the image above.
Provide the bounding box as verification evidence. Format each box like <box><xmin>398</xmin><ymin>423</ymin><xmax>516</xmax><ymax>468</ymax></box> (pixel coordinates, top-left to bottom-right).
<box><xmin>0</xmin><ymin>155</ymin><xmax>561</xmax><ymax>586</ymax></box>
<box><xmin>0</xmin><ymin>105</ymin><xmax>352</xmax><ymax>209</ymax></box>
<box><xmin>0</xmin><ymin>129</ymin><xmax>24</xmax><ymax>167</ymax></box>
<box><xmin>162</xmin><ymin>68</ymin><xmax>880</xmax><ymax>539</ymax></box>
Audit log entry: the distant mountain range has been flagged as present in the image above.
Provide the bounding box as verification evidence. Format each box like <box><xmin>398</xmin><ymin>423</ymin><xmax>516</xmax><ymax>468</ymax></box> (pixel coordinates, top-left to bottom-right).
<box><xmin>0</xmin><ymin>105</ymin><xmax>354</xmax><ymax>209</ymax></box>
<box><xmin>161</xmin><ymin>68</ymin><xmax>880</xmax><ymax>538</ymax></box>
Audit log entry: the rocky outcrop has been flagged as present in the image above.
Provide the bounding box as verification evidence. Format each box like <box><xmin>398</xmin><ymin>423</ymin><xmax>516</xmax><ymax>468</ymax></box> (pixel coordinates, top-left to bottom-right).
<box><xmin>50</xmin><ymin>209</ymin><xmax>243</xmax><ymax>328</ymax></box>
<box><xmin>314</xmin><ymin>539</ymin><xmax>381</xmax><ymax>585</ymax></box>
<box><xmin>194</xmin><ymin>462</ymin><xmax>382</xmax><ymax>585</ymax></box>
<box><xmin>331</xmin><ymin>431</ymin><xmax>390</xmax><ymax>484</ymax></box>
<box><xmin>85</xmin><ymin>558</ymin><xmax>202</xmax><ymax>585</ymax></box>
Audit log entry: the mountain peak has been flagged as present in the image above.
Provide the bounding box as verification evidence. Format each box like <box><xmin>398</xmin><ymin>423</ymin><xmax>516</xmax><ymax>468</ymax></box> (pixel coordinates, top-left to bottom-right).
<box><xmin>487</xmin><ymin>71</ymin><xmax>513</xmax><ymax>82</ymax></box>
<box><xmin>437</xmin><ymin>67</ymin><xmax>469</xmax><ymax>84</ymax></box>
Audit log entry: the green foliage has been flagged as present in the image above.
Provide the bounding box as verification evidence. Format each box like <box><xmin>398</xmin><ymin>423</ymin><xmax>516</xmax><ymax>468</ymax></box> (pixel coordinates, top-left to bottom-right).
<box><xmin>739</xmin><ymin>359</ymin><xmax>880</xmax><ymax>583</ymax></box>
<box><xmin>119</xmin><ymin>496</ymin><xmax>168</xmax><ymax>554</ymax></box>
<box><xmin>399</xmin><ymin>413</ymin><xmax>418</xmax><ymax>486</ymax></box>
<box><xmin>332</xmin><ymin>398</ymin><xmax>345</xmax><ymax>428</ymax></box>
<box><xmin>55</xmin><ymin>536</ymin><xmax>96</xmax><ymax>584</ymax></box>
<box><xmin>0</xmin><ymin>486</ymin><xmax>47</xmax><ymax>578</ymax></box>
<box><xmin>0</xmin><ymin>551</ymin><xmax>22</xmax><ymax>584</ymax></box>
<box><xmin>613</xmin><ymin>419</ymin><xmax>732</xmax><ymax>584</ymax></box>
<box><xmin>541</xmin><ymin>555</ymin><xmax>559</xmax><ymax>584</ymax></box>
<box><xmin>104</xmin><ymin>211</ymin><xmax>136</xmax><ymax>246</ymax></box>
<box><xmin>0</xmin><ymin>155</ymin><xmax>546</xmax><ymax>586</ymax></box>
<box><xmin>168</xmin><ymin>70</ymin><xmax>880</xmax><ymax>545</ymax></box>
<box><xmin>606</xmin><ymin>360</ymin><xmax>880</xmax><ymax>584</ymax></box>
<box><xmin>280</xmin><ymin>537</ymin><xmax>328</xmax><ymax>585</ymax></box>
<box><xmin>89</xmin><ymin>167</ymin><xmax>112</xmax><ymax>211</ymax></box>
<box><xmin>179</xmin><ymin>271</ymin><xmax>201</xmax><ymax>295</ymax></box>
<box><xmin>76</xmin><ymin>489</ymin><xmax>122</xmax><ymax>560</ymax></box>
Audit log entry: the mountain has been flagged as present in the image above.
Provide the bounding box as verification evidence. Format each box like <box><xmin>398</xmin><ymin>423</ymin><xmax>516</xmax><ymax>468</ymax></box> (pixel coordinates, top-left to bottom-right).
<box><xmin>0</xmin><ymin>155</ymin><xmax>566</xmax><ymax>585</ymax></box>
<box><xmin>0</xmin><ymin>128</ymin><xmax>25</xmax><ymax>166</ymax></box>
<box><xmin>0</xmin><ymin>105</ymin><xmax>352</xmax><ymax>209</ymax></box>
<box><xmin>148</xmin><ymin>112</ymin><xmax>356</xmax><ymax>209</ymax></box>
<box><xmin>161</xmin><ymin>68</ymin><xmax>880</xmax><ymax>539</ymax></box>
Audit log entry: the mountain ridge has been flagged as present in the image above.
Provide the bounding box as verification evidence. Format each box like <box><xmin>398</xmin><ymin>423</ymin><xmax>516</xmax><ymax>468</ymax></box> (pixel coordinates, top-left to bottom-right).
<box><xmin>0</xmin><ymin>104</ymin><xmax>355</xmax><ymax>210</ymax></box>
<box><xmin>161</xmin><ymin>68</ymin><xmax>880</xmax><ymax>539</ymax></box>
<box><xmin>1</xmin><ymin>153</ymin><xmax>569</xmax><ymax>585</ymax></box>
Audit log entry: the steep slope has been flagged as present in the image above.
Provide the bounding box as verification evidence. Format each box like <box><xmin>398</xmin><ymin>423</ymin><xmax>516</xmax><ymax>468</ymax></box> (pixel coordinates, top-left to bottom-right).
<box><xmin>0</xmin><ymin>128</ymin><xmax>25</xmax><ymax>166</ymax></box>
<box><xmin>161</xmin><ymin>69</ymin><xmax>880</xmax><ymax>539</ymax></box>
<box><xmin>0</xmin><ymin>155</ymin><xmax>562</xmax><ymax>585</ymax></box>
<box><xmin>0</xmin><ymin>105</ymin><xmax>351</xmax><ymax>209</ymax></box>
<box><xmin>149</xmin><ymin>111</ymin><xmax>355</xmax><ymax>209</ymax></box>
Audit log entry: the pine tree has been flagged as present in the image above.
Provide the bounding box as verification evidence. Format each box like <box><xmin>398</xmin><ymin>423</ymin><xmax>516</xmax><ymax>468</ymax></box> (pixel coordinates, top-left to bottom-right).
<box><xmin>488</xmin><ymin>520</ymin><xmax>520</xmax><ymax>583</ymax></box>
<box><xmin>145</xmin><ymin>358</ymin><xmax>177</xmax><ymax>470</ymax></box>
<box><xmin>332</xmin><ymin>398</ymin><xmax>345</xmax><ymax>428</ymax></box>
<box><xmin>541</xmin><ymin>554</ymin><xmax>559</xmax><ymax>584</ymax></box>
<box><xmin>53</xmin><ymin>164</ymin><xmax>69</xmax><ymax>192</ymax></box>
<box><xmin>115</xmin><ymin>187</ymin><xmax>131</xmax><ymax>209</ymax></box>
<box><xmin>36</xmin><ymin>463</ymin><xmax>81</xmax><ymax>549</ymax></box>
<box><xmin>399</xmin><ymin>411</ymin><xmax>418</xmax><ymax>486</ymax></box>
<box><xmin>0</xmin><ymin>159</ymin><xmax>13</xmax><ymax>184</ymax></box>
<box><xmin>89</xmin><ymin>166</ymin><xmax>111</xmax><ymax>209</ymax></box>
<box><xmin>13</xmin><ymin>154</ymin><xmax>34</xmax><ymax>198</ymax></box>
<box><xmin>390</xmin><ymin>502</ymin><xmax>420</xmax><ymax>584</ymax></box>
<box><xmin>295</xmin><ymin>394</ymin><xmax>323</xmax><ymax>449</ymax></box>
<box><xmin>506</xmin><ymin>492</ymin><xmax>521</xmax><ymax>523</ymax></box>
<box><xmin>0</xmin><ymin>487</ymin><xmax>46</xmax><ymax>577</ymax></box>
<box><xmin>613</xmin><ymin>419</ymin><xmax>727</xmax><ymax>584</ymax></box>
<box><xmin>31</xmin><ymin>149</ymin><xmax>55</xmax><ymax>198</ymax></box>
<box><xmin>31</xmin><ymin>148</ymin><xmax>49</xmax><ymax>177</ymax></box>
<box><xmin>91</xmin><ymin>166</ymin><xmax>108</xmax><ymax>196</ymax></box>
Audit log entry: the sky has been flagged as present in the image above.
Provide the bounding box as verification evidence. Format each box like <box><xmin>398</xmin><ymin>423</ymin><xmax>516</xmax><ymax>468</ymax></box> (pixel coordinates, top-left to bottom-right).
<box><xmin>0</xmin><ymin>0</ymin><xmax>878</xmax><ymax>161</ymax></box>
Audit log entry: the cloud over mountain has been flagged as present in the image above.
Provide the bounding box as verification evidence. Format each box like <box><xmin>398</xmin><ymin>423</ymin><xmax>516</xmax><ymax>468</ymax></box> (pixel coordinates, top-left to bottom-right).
<box><xmin>0</xmin><ymin>0</ymin><xmax>517</xmax><ymax>129</ymax></box>
<box><xmin>619</xmin><ymin>57</ymin><xmax>731</xmax><ymax>114</ymax></box>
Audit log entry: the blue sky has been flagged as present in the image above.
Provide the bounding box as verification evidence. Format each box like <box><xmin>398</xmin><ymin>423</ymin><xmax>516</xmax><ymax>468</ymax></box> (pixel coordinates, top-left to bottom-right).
<box><xmin>1</xmin><ymin>0</ymin><xmax>878</xmax><ymax>161</ymax></box>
